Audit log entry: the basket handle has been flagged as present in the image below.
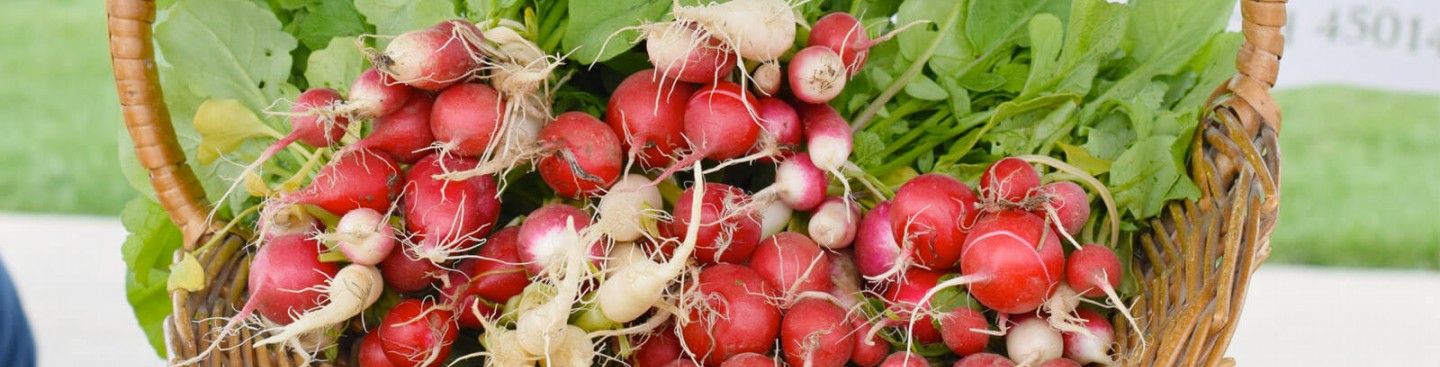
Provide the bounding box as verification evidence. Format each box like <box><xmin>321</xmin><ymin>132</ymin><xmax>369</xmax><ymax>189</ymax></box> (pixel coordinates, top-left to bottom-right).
<box><xmin>1221</xmin><ymin>0</ymin><xmax>1286</xmax><ymax>134</ymax></box>
<box><xmin>107</xmin><ymin>0</ymin><xmax>213</xmax><ymax>248</ymax></box>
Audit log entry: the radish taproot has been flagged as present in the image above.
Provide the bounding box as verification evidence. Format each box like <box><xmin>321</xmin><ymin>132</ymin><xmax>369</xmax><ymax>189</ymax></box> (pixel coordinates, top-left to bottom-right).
<box><xmin>749</xmin><ymin>232</ymin><xmax>831</xmax><ymax>301</ymax></box>
<box><xmin>1065</xmin><ymin>243</ymin><xmax>1142</xmax><ymax>346</ymax></box>
<box><xmin>402</xmin><ymin>154</ymin><xmax>501</xmax><ymax>263</ymax></box>
<box><xmin>595</xmin><ymin>174</ymin><xmax>666</xmax><ymax>242</ymax></box>
<box><xmin>757</xmin><ymin>199</ymin><xmax>793</xmax><ymax>238</ymax></box>
<box><xmin>1005</xmin><ymin>316</ymin><xmax>1062</xmax><ymax>365</ymax></box>
<box><xmin>606</xmin><ymin>69</ymin><xmax>695</xmax><ymax>168</ymax></box>
<box><xmin>372</xmin><ymin>20</ymin><xmax>481</xmax><ymax>91</ymax></box>
<box><xmin>752</xmin><ymin>63</ymin><xmax>783</xmax><ymax>96</ymax></box>
<box><xmin>594</xmin><ymin>166</ymin><xmax>708</xmax><ymax>324</ymax></box>
<box><xmin>537</xmin><ymin>111</ymin><xmax>623</xmax><ymax>198</ymax></box>
<box><xmin>377</xmin><ymin>299</ymin><xmax>458</xmax><ymax>367</ymax></box>
<box><xmin>679</xmin><ymin>263</ymin><xmax>782</xmax><ymax>365</ymax></box>
<box><xmin>256</xmin><ymin>264</ymin><xmax>383</xmax><ymax>346</ymax></box>
<box><xmin>1062</xmin><ymin>308</ymin><xmax>1115</xmax><ymax>365</ymax></box>
<box><xmin>890</xmin><ymin>173</ymin><xmax>979</xmax><ymax>270</ymax></box>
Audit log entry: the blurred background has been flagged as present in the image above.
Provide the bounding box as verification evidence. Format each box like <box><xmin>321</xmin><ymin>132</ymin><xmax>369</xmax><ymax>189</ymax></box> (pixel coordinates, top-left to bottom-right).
<box><xmin>0</xmin><ymin>0</ymin><xmax>1435</xmax><ymax>365</ymax></box>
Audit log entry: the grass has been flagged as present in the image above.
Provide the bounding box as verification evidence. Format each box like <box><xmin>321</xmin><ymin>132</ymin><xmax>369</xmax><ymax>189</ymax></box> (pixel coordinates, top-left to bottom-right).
<box><xmin>0</xmin><ymin>0</ymin><xmax>1435</xmax><ymax>268</ymax></box>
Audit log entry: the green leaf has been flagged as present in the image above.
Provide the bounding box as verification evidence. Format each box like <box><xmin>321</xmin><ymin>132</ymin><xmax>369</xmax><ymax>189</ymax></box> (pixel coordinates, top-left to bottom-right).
<box><xmin>288</xmin><ymin>0</ymin><xmax>369</xmax><ymax>50</ymax></box>
<box><xmin>276</xmin><ymin>0</ymin><xmax>316</xmax><ymax>10</ymax></box>
<box><xmin>965</xmin><ymin>0</ymin><xmax>1067</xmax><ymax>56</ymax></box>
<box><xmin>121</xmin><ymin>198</ymin><xmax>184</xmax><ymax>358</ymax></box>
<box><xmin>194</xmin><ymin>99</ymin><xmax>276</xmax><ymax>165</ymax></box>
<box><xmin>1059</xmin><ymin>142</ymin><xmax>1111</xmax><ymax>175</ymax></box>
<box><xmin>166</xmin><ymin>252</ymin><xmax>206</xmax><ymax>292</ymax></box>
<box><xmin>1023</xmin><ymin>0</ymin><xmax>1127</xmax><ymax>98</ymax></box>
<box><xmin>155</xmin><ymin>0</ymin><xmax>298</xmax><ymax>117</ymax></box>
<box><xmin>354</xmin><ymin>0</ymin><xmax>457</xmax><ymax>38</ymax></box>
<box><xmin>904</xmin><ymin>74</ymin><xmax>949</xmax><ymax>101</ymax></box>
<box><xmin>853</xmin><ymin>131</ymin><xmax>886</xmax><ymax>169</ymax></box>
<box><xmin>305</xmin><ymin>37</ymin><xmax>368</xmax><ymax>93</ymax></box>
<box><xmin>1109</xmin><ymin>135</ymin><xmax>1199</xmax><ymax>218</ymax></box>
<box><xmin>1081</xmin><ymin>112</ymin><xmax>1136</xmax><ymax>161</ymax></box>
<box><xmin>563</xmin><ymin>0</ymin><xmax>671</xmax><ymax>64</ymax></box>
<box><xmin>1172</xmin><ymin>32</ymin><xmax>1243</xmax><ymax>111</ymax></box>
<box><xmin>1021</xmin><ymin>13</ymin><xmax>1064</xmax><ymax>95</ymax></box>
<box><xmin>1128</xmin><ymin>0</ymin><xmax>1237</xmax><ymax>72</ymax></box>
<box><xmin>896</xmin><ymin>0</ymin><xmax>972</xmax><ymax>75</ymax></box>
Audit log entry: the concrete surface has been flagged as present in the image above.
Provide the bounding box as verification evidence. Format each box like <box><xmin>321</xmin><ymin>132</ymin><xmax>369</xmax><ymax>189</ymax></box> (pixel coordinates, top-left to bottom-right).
<box><xmin>0</xmin><ymin>213</ymin><xmax>1436</xmax><ymax>366</ymax></box>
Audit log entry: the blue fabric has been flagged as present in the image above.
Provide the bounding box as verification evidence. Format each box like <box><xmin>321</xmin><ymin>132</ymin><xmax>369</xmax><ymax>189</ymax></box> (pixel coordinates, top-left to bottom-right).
<box><xmin>0</xmin><ymin>259</ymin><xmax>36</xmax><ymax>367</ymax></box>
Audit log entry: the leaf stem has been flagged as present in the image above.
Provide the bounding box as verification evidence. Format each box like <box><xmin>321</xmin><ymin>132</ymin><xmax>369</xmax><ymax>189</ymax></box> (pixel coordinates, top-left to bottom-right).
<box><xmin>850</xmin><ymin>0</ymin><xmax>963</xmax><ymax>131</ymax></box>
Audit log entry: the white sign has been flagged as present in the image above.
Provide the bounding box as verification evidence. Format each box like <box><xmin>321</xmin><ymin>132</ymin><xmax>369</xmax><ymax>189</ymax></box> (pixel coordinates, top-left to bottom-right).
<box><xmin>1230</xmin><ymin>0</ymin><xmax>1440</xmax><ymax>93</ymax></box>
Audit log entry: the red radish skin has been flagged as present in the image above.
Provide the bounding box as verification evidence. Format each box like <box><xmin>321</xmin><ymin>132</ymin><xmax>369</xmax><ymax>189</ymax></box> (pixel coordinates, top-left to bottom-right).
<box><xmin>959</xmin><ymin>210</ymin><xmax>1065</xmax><ymax>314</ymax></box>
<box><xmin>430</xmin><ymin>83</ymin><xmax>503</xmax><ymax>157</ymax></box>
<box><xmin>347</xmin><ymin>68</ymin><xmax>414</xmax><ymax>118</ymax></box>
<box><xmin>606</xmin><ymin>69</ymin><xmax>696</xmax><ymax>168</ymax></box>
<box><xmin>1066</xmin><ymin>244</ymin><xmax>1122</xmax><ymax>298</ymax></box>
<box><xmin>667</xmin><ymin>183</ymin><xmax>762</xmax><ymax>264</ymax></box>
<box><xmin>940</xmin><ymin>308</ymin><xmax>991</xmax><ymax>356</ymax></box>
<box><xmin>402</xmin><ymin>154</ymin><xmax>501</xmax><ymax>262</ymax></box>
<box><xmin>855</xmin><ymin>202</ymin><xmax>905</xmax><ymax>280</ymax></box>
<box><xmin>679</xmin><ymin>264</ymin><xmax>781</xmax><ymax>366</ymax></box>
<box><xmin>537</xmin><ymin>112</ymin><xmax>623</xmax><ymax>197</ymax></box>
<box><xmin>359</xmin><ymin>332</ymin><xmax>398</xmax><ymax>367</ymax></box>
<box><xmin>283</xmin><ymin>148</ymin><xmax>402</xmax><ymax>216</ymax></box>
<box><xmin>979</xmin><ymin>157</ymin><xmax>1041</xmax><ymax>204</ymax></box>
<box><xmin>646</xmin><ymin>22</ymin><xmax>736</xmax><ymax>84</ymax></box>
<box><xmin>1061</xmin><ymin>308</ymin><xmax>1115</xmax><ymax>365</ymax></box>
<box><xmin>248</xmin><ymin>234</ymin><xmax>339</xmax><ymax>325</ymax></box>
<box><xmin>781</xmin><ymin>298</ymin><xmax>854</xmax><ymax>367</ymax></box>
<box><xmin>378</xmin><ymin>247</ymin><xmax>445</xmax><ymax>293</ymax></box>
<box><xmin>953</xmin><ymin>353</ymin><xmax>1017</xmax><ymax>367</ymax></box>
<box><xmin>517</xmin><ymin>204</ymin><xmax>601</xmax><ymax>276</ymax></box>
<box><xmin>808</xmin><ymin>12</ymin><xmax>871</xmax><ymax>76</ymax></box>
<box><xmin>354</xmin><ymin>93</ymin><xmax>435</xmax><ymax>163</ymax></box>
<box><xmin>789</xmin><ymin>46</ymin><xmax>847</xmax><ymax>104</ymax></box>
<box><xmin>1034</xmin><ymin>182</ymin><xmax>1090</xmax><ymax>238</ymax></box>
<box><xmin>809</xmin><ymin>196</ymin><xmax>860</xmax><ymax>249</ymax></box>
<box><xmin>749</xmin><ymin>232</ymin><xmax>832</xmax><ymax>301</ymax></box>
<box><xmin>755</xmin><ymin>97</ymin><xmax>803</xmax><ymax>155</ymax></box>
<box><xmin>378</xmin><ymin>299</ymin><xmax>458</xmax><ymax>367</ymax></box>
<box><xmin>632</xmin><ymin>328</ymin><xmax>684</xmax><ymax>367</ymax></box>
<box><xmin>290</xmin><ymin>88</ymin><xmax>351</xmax><ymax>147</ymax></box>
<box><xmin>442</xmin><ymin>227</ymin><xmax>530</xmax><ymax>328</ymax></box>
<box><xmin>684</xmin><ymin>82</ymin><xmax>762</xmax><ymax>160</ymax></box>
<box><xmin>890</xmin><ymin>174</ymin><xmax>980</xmax><ymax>270</ymax></box>
<box><xmin>662</xmin><ymin>360</ymin><xmax>701</xmax><ymax>367</ymax></box>
<box><xmin>797</xmin><ymin>102</ymin><xmax>852</xmax><ymax>172</ymax></box>
<box><xmin>850</xmin><ymin>318</ymin><xmax>890</xmax><ymax>367</ymax></box>
<box><xmin>879</xmin><ymin>352</ymin><xmax>929</xmax><ymax>367</ymax></box>
<box><xmin>254</xmin><ymin>264</ymin><xmax>383</xmax><ymax>346</ymax></box>
<box><xmin>752</xmin><ymin>63</ymin><xmax>783</xmax><ymax>96</ymax></box>
<box><xmin>720</xmin><ymin>353</ymin><xmax>777</xmax><ymax>367</ymax></box>
<box><xmin>772</xmin><ymin>153</ymin><xmax>827</xmax><ymax>211</ymax></box>
<box><xmin>883</xmin><ymin>270</ymin><xmax>946</xmax><ymax>344</ymax></box>
<box><xmin>1037</xmin><ymin>359</ymin><xmax>1082</xmax><ymax>367</ymax></box>
<box><xmin>375</xmin><ymin>20</ymin><xmax>480</xmax><ymax>91</ymax></box>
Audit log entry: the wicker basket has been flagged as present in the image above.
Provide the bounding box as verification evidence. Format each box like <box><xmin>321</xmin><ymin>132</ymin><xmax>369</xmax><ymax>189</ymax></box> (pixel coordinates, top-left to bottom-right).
<box><xmin>107</xmin><ymin>0</ymin><xmax>1286</xmax><ymax>365</ymax></box>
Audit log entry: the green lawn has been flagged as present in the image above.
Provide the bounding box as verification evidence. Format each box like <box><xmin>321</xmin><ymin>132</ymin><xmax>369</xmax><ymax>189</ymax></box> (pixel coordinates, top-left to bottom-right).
<box><xmin>0</xmin><ymin>0</ymin><xmax>1436</xmax><ymax>268</ymax></box>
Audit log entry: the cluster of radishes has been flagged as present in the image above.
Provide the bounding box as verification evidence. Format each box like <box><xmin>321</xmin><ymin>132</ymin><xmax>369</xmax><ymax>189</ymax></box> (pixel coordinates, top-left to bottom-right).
<box><xmin>192</xmin><ymin>1</ymin><xmax>1139</xmax><ymax>366</ymax></box>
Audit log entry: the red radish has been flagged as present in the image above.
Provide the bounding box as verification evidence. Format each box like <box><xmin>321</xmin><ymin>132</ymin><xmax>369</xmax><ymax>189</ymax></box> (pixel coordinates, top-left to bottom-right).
<box><xmin>359</xmin><ymin>332</ymin><xmax>398</xmax><ymax>367</ymax></box>
<box><xmin>939</xmin><ymin>308</ymin><xmax>990</xmax><ymax>356</ymax></box>
<box><xmin>855</xmin><ymin>202</ymin><xmax>906</xmax><ymax>281</ymax></box>
<box><xmin>672</xmin><ymin>0</ymin><xmax>795</xmax><ymax>62</ymax></box>
<box><xmin>373</xmin><ymin>20</ymin><xmax>480</xmax><ymax>91</ymax></box>
<box><xmin>684</xmin><ymin>81</ymin><xmax>761</xmax><ymax>160</ymax></box>
<box><xmin>442</xmin><ymin>227</ymin><xmax>530</xmax><ymax>328</ymax></box>
<box><xmin>720</xmin><ymin>353</ymin><xmax>777</xmax><ymax>367</ymax></box>
<box><xmin>749</xmin><ymin>232</ymin><xmax>831</xmax><ymax>300</ymax></box>
<box><xmin>883</xmin><ymin>269</ymin><xmax>945</xmax><ymax>344</ymax></box>
<box><xmin>890</xmin><ymin>174</ymin><xmax>979</xmax><ymax>270</ymax></box>
<box><xmin>797</xmin><ymin>102</ymin><xmax>853</xmax><ymax>172</ymax></box>
<box><xmin>755</xmin><ymin>97</ymin><xmax>803</xmax><ymax>152</ymax></box>
<box><xmin>645</xmin><ymin>22</ymin><xmax>736</xmax><ymax>84</ymax></box>
<box><xmin>255</xmin><ymin>264</ymin><xmax>383</xmax><ymax>346</ymax></box>
<box><xmin>517</xmin><ymin>204</ymin><xmax>601</xmax><ymax>277</ymax></box>
<box><xmin>1037</xmin><ymin>359</ymin><xmax>1082</xmax><ymax>367</ymax></box>
<box><xmin>781</xmin><ymin>298</ymin><xmax>854</xmax><ymax>367</ymax></box>
<box><xmin>595</xmin><ymin>174</ymin><xmax>666</xmax><ymax>242</ymax></box>
<box><xmin>1062</xmin><ymin>309</ymin><xmax>1115</xmax><ymax>365</ymax></box>
<box><xmin>402</xmin><ymin>154</ymin><xmax>501</xmax><ymax>263</ymax></box>
<box><xmin>290</xmin><ymin>88</ymin><xmax>351</xmax><ymax>147</ymax></box>
<box><xmin>850</xmin><ymin>318</ymin><xmax>890</xmax><ymax>367</ymax></box>
<box><xmin>247</xmin><ymin>234</ymin><xmax>338</xmax><ymax>325</ymax></box>
<box><xmin>1006</xmin><ymin>315</ymin><xmax>1063</xmax><ymax>365</ymax></box>
<box><xmin>282</xmin><ymin>148</ymin><xmax>402</xmax><ymax>216</ymax></box>
<box><xmin>752</xmin><ymin>63</ymin><xmax>783</xmax><ymax>96</ymax></box>
<box><xmin>770</xmin><ymin>153</ymin><xmax>827</xmax><ymax>211</ymax></box>
<box><xmin>953</xmin><ymin>353</ymin><xmax>1016</xmax><ymax>367</ymax></box>
<box><xmin>808</xmin><ymin>12</ymin><xmax>871</xmax><ymax>76</ymax></box>
<box><xmin>430</xmin><ymin>83</ymin><xmax>503</xmax><ymax>157</ymax></box>
<box><xmin>330</xmin><ymin>208</ymin><xmax>396</xmax><ymax>266</ymax></box>
<box><xmin>979</xmin><ymin>157</ymin><xmax>1041</xmax><ymax>204</ymax></box>
<box><xmin>378</xmin><ymin>246</ymin><xmax>445</xmax><ymax>293</ymax></box>
<box><xmin>958</xmin><ymin>210</ymin><xmax>1065</xmax><ymax>314</ymax></box>
<box><xmin>679</xmin><ymin>264</ymin><xmax>781</xmax><ymax>365</ymax></box>
<box><xmin>809</xmin><ymin>197</ymin><xmax>860</xmax><ymax>249</ymax></box>
<box><xmin>878</xmin><ymin>352</ymin><xmax>929</xmax><ymax>367</ymax></box>
<box><xmin>667</xmin><ymin>183</ymin><xmax>762</xmax><ymax>264</ymax></box>
<box><xmin>1033</xmin><ymin>182</ymin><xmax>1090</xmax><ymax>238</ymax></box>
<box><xmin>346</xmin><ymin>68</ymin><xmax>414</xmax><ymax>117</ymax></box>
<box><xmin>757</xmin><ymin>199</ymin><xmax>792</xmax><ymax>238</ymax></box>
<box><xmin>632</xmin><ymin>328</ymin><xmax>684</xmax><ymax>367</ymax></box>
<box><xmin>606</xmin><ymin>69</ymin><xmax>696</xmax><ymax>168</ymax></box>
<box><xmin>662</xmin><ymin>360</ymin><xmax>701</xmax><ymax>367</ymax></box>
<box><xmin>789</xmin><ymin>46</ymin><xmax>847</xmax><ymax>104</ymax></box>
<box><xmin>537</xmin><ymin>111</ymin><xmax>623</xmax><ymax>197</ymax></box>
<box><xmin>378</xmin><ymin>299</ymin><xmax>458</xmax><ymax>367</ymax></box>
<box><xmin>353</xmin><ymin>93</ymin><xmax>435</xmax><ymax>164</ymax></box>
<box><xmin>1066</xmin><ymin>244</ymin><xmax>1122</xmax><ymax>299</ymax></box>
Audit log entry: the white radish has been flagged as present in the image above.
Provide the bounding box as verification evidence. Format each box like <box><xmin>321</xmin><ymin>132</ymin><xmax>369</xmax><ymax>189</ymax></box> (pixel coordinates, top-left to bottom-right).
<box><xmin>330</xmin><ymin>208</ymin><xmax>396</xmax><ymax>266</ymax></box>
<box><xmin>254</xmin><ymin>264</ymin><xmax>383</xmax><ymax>346</ymax></box>
<box><xmin>789</xmin><ymin>46</ymin><xmax>848</xmax><ymax>104</ymax></box>
<box><xmin>758</xmin><ymin>199</ymin><xmax>793</xmax><ymax>238</ymax></box>
<box><xmin>753</xmin><ymin>62</ymin><xmax>783</xmax><ymax>96</ymax></box>
<box><xmin>672</xmin><ymin>0</ymin><xmax>796</xmax><ymax>62</ymax></box>
<box><xmin>808</xmin><ymin>197</ymin><xmax>860</xmax><ymax>249</ymax></box>
<box><xmin>593</xmin><ymin>163</ymin><xmax>707</xmax><ymax>323</ymax></box>
<box><xmin>595</xmin><ymin>174</ymin><xmax>665</xmax><ymax>242</ymax></box>
<box><xmin>1062</xmin><ymin>309</ymin><xmax>1117</xmax><ymax>366</ymax></box>
<box><xmin>1007</xmin><ymin>316</ymin><xmax>1064</xmax><ymax>365</ymax></box>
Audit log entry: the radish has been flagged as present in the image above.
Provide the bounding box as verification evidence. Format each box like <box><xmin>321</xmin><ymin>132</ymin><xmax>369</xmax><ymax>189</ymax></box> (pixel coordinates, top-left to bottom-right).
<box><xmin>755</xmin><ymin>97</ymin><xmax>803</xmax><ymax>153</ymax></box>
<box><xmin>1065</xmin><ymin>243</ymin><xmax>1141</xmax><ymax>346</ymax></box>
<box><xmin>749</xmin><ymin>232</ymin><xmax>832</xmax><ymax>301</ymax></box>
<box><xmin>672</xmin><ymin>0</ymin><xmax>795</xmax><ymax>62</ymax></box>
<box><xmin>684</xmin><ymin>81</ymin><xmax>762</xmax><ymax>161</ymax></box>
<box><xmin>953</xmin><ymin>353</ymin><xmax>1016</xmax><ymax>367</ymax></box>
<box><xmin>827</xmin><ymin>252</ymin><xmax>863</xmax><ymax>309</ymax></box>
<box><xmin>797</xmin><ymin>102</ymin><xmax>853</xmax><ymax>173</ymax></box>
<box><xmin>1032</xmin><ymin>182</ymin><xmax>1090</xmax><ymax>240</ymax></box>
<box><xmin>720</xmin><ymin>353</ymin><xmax>777</xmax><ymax>367</ymax></box>
<box><xmin>289</xmin><ymin>88</ymin><xmax>351</xmax><ymax>147</ymax></box>
<box><xmin>595</xmin><ymin>174</ymin><xmax>666</xmax><ymax>242</ymax></box>
<box><xmin>378</xmin><ymin>299</ymin><xmax>458</xmax><ymax>367</ymax></box>
<box><xmin>378</xmin><ymin>246</ymin><xmax>445</xmax><ymax>293</ymax></box>
<box><xmin>855</xmin><ymin>202</ymin><xmax>906</xmax><ymax>281</ymax></box>
<box><xmin>606</xmin><ymin>69</ymin><xmax>696</xmax><ymax>168</ymax></box>
<box><xmin>330</xmin><ymin>208</ymin><xmax>396</xmax><ymax>266</ymax></box>
<box><xmin>752</xmin><ymin>63</ymin><xmax>782</xmax><ymax>96</ymax></box>
<box><xmin>517</xmin><ymin>204</ymin><xmax>601</xmax><ymax>277</ymax></box>
<box><xmin>890</xmin><ymin>174</ymin><xmax>979</xmax><ymax>270</ymax></box>
<box><xmin>359</xmin><ymin>332</ymin><xmax>398</xmax><ymax>367</ymax></box>
<box><xmin>255</xmin><ymin>264</ymin><xmax>383</xmax><ymax>346</ymax></box>
<box><xmin>1037</xmin><ymin>358</ymin><xmax>1082</xmax><ymax>367</ymax></box>
<box><xmin>789</xmin><ymin>46</ymin><xmax>847</xmax><ymax>104</ymax></box>
<box><xmin>537</xmin><ymin>111</ymin><xmax>623</xmax><ymax>197</ymax></box>
<box><xmin>850</xmin><ymin>318</ymin><xmax>890</xmax><ymax>367</ymax></box>
<box><xmin>1061</xmin><ymin>308</ymin><xmax>1115</xmax><ymax>365</ymax></box>
<box><xmin>1006</xmin><ymin>316</ymin><xmax>1063</xmax><ymax>365</ymax></box>
<box><xmin>780</xmin><ymin>298</ymin><xmax>854</xmax><ymax>367</ymax></box>
<box><xmin>372</xmin><ymin>20</ymin><xmax>481</xmax><ymax>91</ymax></box>
<box><xmin>344</xmin><ymin>68</ymin><xmax>415</xmax><ymax>118</ymax></box>
<box><xmin>248</xmin><ymin>234</ymin><xmax>338</xmax><ymax>325</ymax></box>
<box><xmin>768</xmin><ymin>153</ymin><xmax>828</xmax><ymax>211</ymax></box>
<box><xmin>632</xmin><ymin>327</ymin><xmax>684</xmax><ymax>367</ymax></box>
<box><xmin>979</xmin><ymin>157</ymin><xmax>1041</xmax><ymax>204</ymax></box>
<box><xmin>545</xmin><ymin>325</ymin><xmax>597</xmax><ymax>366</ymax></box>
<box><xmin>663</xmin><ymin>360</ymin><xmax>701</xmax><ymax>367</ymax></box>
<box><xmin>884</xmin><ymin>269</ymin><xmax>946</xmax><ymax>344</ymax></box>
<box><xmin>282</xmin><ymin>148</ymin><xmax>402</xmax><ymax>216</ymax></box>
<box><xmin>256</xmin><ymin>202</ymin><xmax>319</xmax><ymax>239</ymax></box>
<box><xmin>594</xmin><ymin>167</ymin><xmax>714</xmax><ymax>324</ymax></box>
<box><xmin>442</xmin><ymin>227</ymin><xmax>530</xmax><ymax>328</ymax></box>
<box><xmin>679</xmin><ymin>263</ymin><xmax>781</xmax><ymax>365</ymax></box>
<box><xmin>808</xmin><ymin>12</ymin><xmax>919</xmax><ymax>77</ymax></box>
<box><xmin>353</xmin><ymin>93</ymin><xmax>435</xmax><ymax>164</ymax></box>
<box><xmin>402</xmin><ymin>154</ymin><xmax>502</xmax><ymax>263</ymax></box>
<box><xmin>430</xmin><ymin>83</ymin><xmax>504</xmax><ymax>157</ymax></box>
<box><xmin>879</xmin><ymin>352</ymin><xmax>929</xmax><ymax>367</ymax></box>
<box><xmin>479</xmin><ymin>327</ymin><xmax>535</xmax><ymax>366</ymax></box>
<box><xmin>809</xmin><ymin>196</ymin><xmax>860</xmax><ymax>249</ymax></box>
<box><xmin>957</xmin><ymin>210</ymin><xmax>1065</xmax><ymax>314</ymax></box>
<box><xmin>645</xmin><ymin>22</ymin><xmax>736</xmax><ymax>84</ymax></box>
<box><xmin>667</xmin><ymin>182</ymin><xmax>762</xmax><ymax>264</ymax></box>
<box><xmin>939</xmin><ymin>308</ymin><xmax>990</xmax><ymax>356</ymax></box>
<box><xmin>514</xmin><ymin>207</ymin><xmax>596</xmax><ymax>358</ymax></box>
<box><xmin>757</xmin><ymin>199</ymin><xmax>792</xmax><ymax>238</ymax></box>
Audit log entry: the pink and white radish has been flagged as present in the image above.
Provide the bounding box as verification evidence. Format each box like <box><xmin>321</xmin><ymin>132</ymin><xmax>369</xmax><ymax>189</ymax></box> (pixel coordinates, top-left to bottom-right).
<box><xmin>401</xmin><ymin>154</ymin><xmax>501</xmax><ymax>263</ymax></box>
<box><xmin>429</xmin><ymin>83</ymin><xmax>504</xmax><ymax>157</ymax></box>
<box><xmin>377</xmin><ymin>299</ymin><xmax>458</xmax><ymax>367</ymax></box>
<box><xmin>797</xmin><ymin>103</ymin><xmax>853</xmax><ymax>173</ymax></box>
<box><xmin>752</xmin><ymin>63</ymin><xmax>783</xmax><ymax>96</ymax></box>
<box><xmin>344</xmin><ymin>68</ymin><xmax>415</xmax><ymax>118</ymax></box>
<box><xmin>644</xmin><ymin>22</ymin><xmax>736</xmax><ymax>84</ymax></box>
<box><xmin>757</xmin><ymin>199</ymin><xmax>792</xmax><ymax>238</ymax></box>
<box><xmin>1065</xmin><ymin>243</ymin><xmax>1142</xmax><ymax>345</ymax></box>
<box><xmin>1062</xmin><ymin>308</ymin><xmax>1115</xmax><ymax>365</ymax></box>
<box><xmin>330</xmin><ymin>208</ymin><xmax>396</xmax><ymax>266</ymax></box>
<box><xmin>606</xmin><ymin>69</ymin><xmax>696</xmax><ymax>168</ymax></box>
<box><xmin>855</xmin><ymin>202</ymin><xmax>907</xmax><ymax>281</ymax></box>
<box><xmin>890</xmin><ymin>173</ymin><xmax>980</xmax><ymax>270</ymax></box>
<box><xmin>1005</xmin><ymin>315</ymin><xmax>1063</xmax><ymax>365</ymax></box>
<box><xmin>255</xmin><ymin>264</ymin><xmax>383</xmax><ymax>346</ymax></box>
<box><xmin>780</xmin><ymin>298</ymin><xmax>854</xmax><ymax>367</ymax></box>
<box><xmin>537</xmin><ymin>111</ymin><xmax>623</xmax><ymax>198</ymax></box>
<box><xmin>808</xmin><ymin>196</ymin><xmax>860</xmax><ymax>249</ymax></box>
<box><xmin>593</xmin><ymin>167</ymin><xmax>711</xmax><ymax>323</ymax></box>
<box><xmin>789</xmin><ymin>46</ymin><xmax>847</xmax><ymax>104</ymax></box>
<box><xmin>827</xmin><ymin>252</ymin><xmax>863</xmax><ymax>309</ymax></box>
<box><xmin>679</xmin><ymin>263</ymin><xmax>782</xmax><ymax>365</ymax></box>
<box><xmin>371</xmin><ymin>20</ymin><xmax>481</xmax><ymax>91</ymax></box>
<box><xmin>755</xmin><ymin>97</ymin><xmax>804</xmax><ymax>156</ymax></box>
<box><xmin>517</xmin><ymin>204</ymin><xmax>601</xmax><ymax>277</ymax></box>
<box><xmin>808</xmin><ymin>12</ymin><xmax>920</xmax><ymax>77</ymax></box>
<box><xmin>749</xmin><ymin>232</ymin><xmax>832</xmax><ymax>301</ymax></box>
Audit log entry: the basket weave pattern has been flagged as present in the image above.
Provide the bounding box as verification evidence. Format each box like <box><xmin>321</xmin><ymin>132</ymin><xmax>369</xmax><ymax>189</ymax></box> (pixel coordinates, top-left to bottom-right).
<box><xmin>106</xmin><ymin>0</ymin><xmax>1286</xmax><ymax>365</ymax></box>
